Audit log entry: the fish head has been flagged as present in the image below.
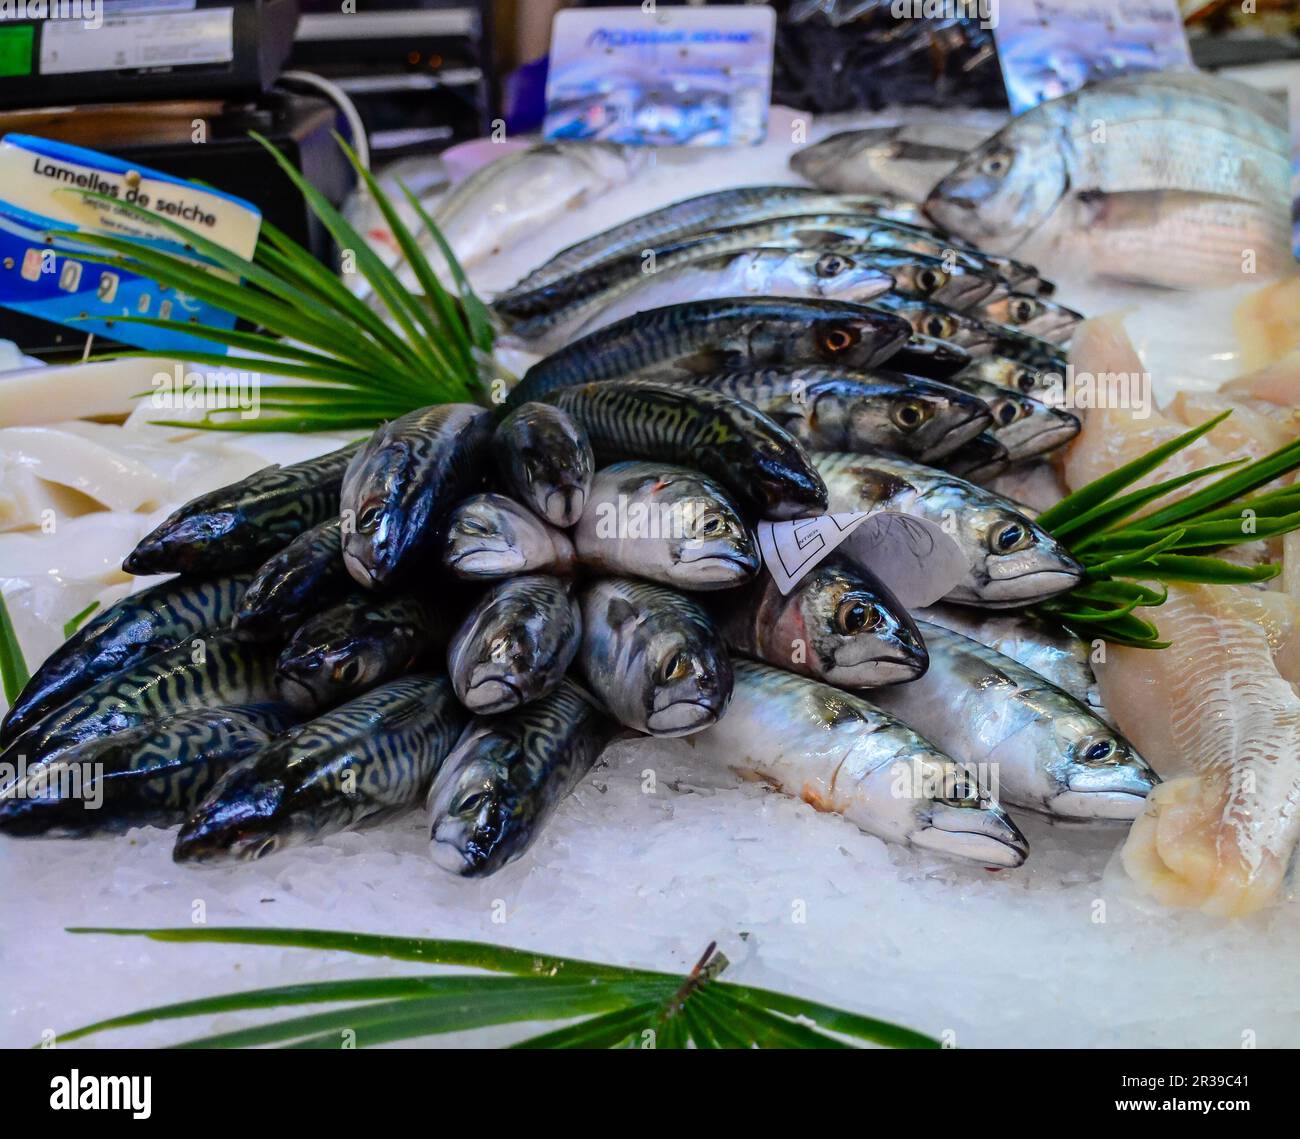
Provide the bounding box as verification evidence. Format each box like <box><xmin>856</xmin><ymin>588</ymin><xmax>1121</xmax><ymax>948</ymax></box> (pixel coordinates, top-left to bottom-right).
<box><xmin>987</xmin><ymin>392</ymin><xmax>1081</xmax><ymax>459</ymax></box>
<box><xmin>977</xmin><ymin>294</ymin><xmax>1081</xmax><ymax>343</ymax></box>
<box><xmin>789</xmin><ymin>129</ymin><xmax>886</xmax><ymax>184</ymax></box>
<box><xmin>871</xmin><ymin>248</ymin><xmax>998</xmax><ymax>312</ymax></box>
<box><xmin>498</xmin><ymin>402</ymin><xmax>594</xmax><ymax>527</ymax></box>
<box><xmin>641</xmin><ymin>625</ymin><xmax>733</xmax><ymax>736</ymax></box>
<box><xmin>781</xmin><ymin>249</ymin><xmax>895</xmax><ymax>304</ymax></box>
<box><xmin>962</xmin><ymin>503</ymin><xmax>1083</xmax><ymax>605</ymax></box>
<box><xmin>122</xmin><ymin>510</ymin><xmax>238</xmax><ymax>574</ymax></box>
<box><xmin>427</xmin><ymin>734</ymin><xmax>518</xmax><ymax>876</ymax></box>
<box><xmin>340</xmin><ymin>445</ymin><xmax>417</xmax><ymax>588</ymax></box>
<box><xmin>173</xmin><ymin>764</ymin><xmax>291</xmax><ymax>864</ymax></box>
<box><xmin>1047</xmin><ymin>717</ymin><xmax>1160</xmax><ymax>820</ymax></box>
<box><xmin>791</xmin><ymin>558</ymin><xmax>928</xmax><ymax>686</ymax></box>
<box><xmin>277</xmin><ymin>633</ymin><xmax>389</xmax><ymax>712</ymax></box>
<box><xmin>908</xmin><ymin>760</ymin><xmax>1029</xmax><ymax>868</ymax></box>
<box><xmin>669</xmin><ymin>492</ymin><xmax>761</xmax><ymax>587</ymax></box>
<box><xmin>808</xmin><ymin>309</ymin><xmax>911</xmax><ymax>370</ymax></box>
<box><xmin>444</xmin><ymin>494</ymin><xmax>552</xmax><ymax>578</ymax></box>
<box><xmin>925</xmin><ymin>120</ymin><xmax>1068</xmax><ymax>250</ymax></box>
<box><xmin>853</xmin><ymin>380</ymin><xmax>991</xmax><ymax>461</ymax></box>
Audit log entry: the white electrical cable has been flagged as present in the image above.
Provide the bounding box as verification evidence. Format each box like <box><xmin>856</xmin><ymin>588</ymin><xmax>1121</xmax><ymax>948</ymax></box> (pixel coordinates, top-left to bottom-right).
<box><xmin>278</xmin><ymin>68</ymin><xmax>371</xmax><ymax>172</ymax></box>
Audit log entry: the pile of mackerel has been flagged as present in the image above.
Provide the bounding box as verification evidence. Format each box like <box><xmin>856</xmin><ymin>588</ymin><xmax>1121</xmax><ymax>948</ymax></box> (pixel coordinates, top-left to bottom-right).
<box><xmin>0</xmin><ymin>184</ymin><xmax>1158</xmax><ymax>878</ymax></box>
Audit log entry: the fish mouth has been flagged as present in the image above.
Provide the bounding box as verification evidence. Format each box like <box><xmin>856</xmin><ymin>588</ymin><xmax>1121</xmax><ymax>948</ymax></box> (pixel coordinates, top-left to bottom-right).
<box><xmin>937</xmin><ymin>277</ymin><xmax>997</xmax><ymax>312</ymax></box>
<box><xmin>674</xmin><ymin>552</ymin><xmax>758</xmax><ymax>585</ymax></box>
<box><xmin>451</xmin><ymin>548</ymin><xmax>526</xmax><ymax>575</ymax></box>
<box><xmin>544</xmin><ymin>487</ymin><xmax>585</xmax><ymax>527</ymax></box>
<box><xmin>464</xmin><ymin>676</ymin><xmax>522</xmax><ymax>713</ymax></box>
<box><xmin>1048</xmin><ymin>788</ymin><xmax>1151</xmax><ymax>821</ymax></box>
<box><xmin>911</xmin><ymin>804</ymin><xmax>1029</xmax><ymax>868</ymax></box>
<box><xmin>342</xmin><ymin>547</ymin><xmax>378</xmax><ymax>588</ymax></box>
<box><xmin>975</xmin><ymin>564</ymin><xmax>1084</xmax><ymax>604</ymax></box>
<box><xmin>1000</xmin><ymin>418</ymin><xmax>1080</xmax><ymax>461</ymax></box>
<box><xmin>919</xmin><ymin>406</ymin><xmax>993</xmax><ymax>460</ymax></box>
<box><xmin>646</xmin><ymin>701</ymin><xmax>719</xmax><ymax>737</ymax></box>
<box><xmin>275</xmin><ymin>672</ymin><xmax>323</xmax><ymax>714</ymax></box>
<box><xmin>430</xmin><ymin>826</ymin><xmax>474</xmax><ymax>875</ymax></box>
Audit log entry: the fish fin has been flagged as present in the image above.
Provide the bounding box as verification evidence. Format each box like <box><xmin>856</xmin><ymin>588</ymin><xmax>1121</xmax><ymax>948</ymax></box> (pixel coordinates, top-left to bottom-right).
<box><xmin>807</xmin><ymin>688</ymin><xmax>867</xmax><ymax>729</ymax></box>
<box><xmin>605</xmin><ymin>596</ymin><xmax>640</xmax><ymax>632</ymax></box>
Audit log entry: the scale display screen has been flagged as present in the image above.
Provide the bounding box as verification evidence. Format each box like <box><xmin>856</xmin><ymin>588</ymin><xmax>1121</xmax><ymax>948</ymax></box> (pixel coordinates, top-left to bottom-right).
<box><xmin>0</xmin><ymin>26</ymin><xmax>34</xmax><ymax>79</ymax></box>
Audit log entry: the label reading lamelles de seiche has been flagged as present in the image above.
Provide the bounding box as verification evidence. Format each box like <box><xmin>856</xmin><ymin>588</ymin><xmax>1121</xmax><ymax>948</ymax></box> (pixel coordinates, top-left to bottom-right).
<box><xmin>544</xmin><ymin>5</ymin><xmax>775</xmax><ymax>147</ymax></box>
<box><xmin>0</xmin><ymin>134</ymin><xmax>261</xmax><ymax>352</ymax></box>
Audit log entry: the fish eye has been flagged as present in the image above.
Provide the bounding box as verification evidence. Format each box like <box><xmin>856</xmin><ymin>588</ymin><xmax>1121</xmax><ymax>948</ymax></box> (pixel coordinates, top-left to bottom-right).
<box><xmin>835</xmin><ymin>596</ymin><xmax>882</xmax><ymax>635</ymax></box>
<box><xmin>993</xmin><ymin>398</ymin><xmax>1024</xmax><ymax>426</ymax></box>
<box><xmin>891</xmin><ymin>400</ymin><xmax>931</xmax><ymax>431</ymax></box>
<box><xmin>939</xmin><ymin>775</ymin><xmax>981</xmax><ymax>807</ymax></box>
<box><xmin>1084</xmin><ymin>739</ymin><xmax>1118</xmax><ymax>764</ymax></box>
<box><xmin>980</xmin><ymin>150</ymin><xmax>1012</xmax><ymax>177</ymax></box>
<box><xmin>659</xmin><ymin>652</ymin><xmax>690</xmax><ymax>683</ymax></box>
<box><xmin>923</xmin><ymin>315</ymin><xmax>953</xmax><ymax>339</ymax></box>
<box><xmin>334</xmin><ymin>658</ymin><xmax>363</xmax><ymax>686</ymax></box>
<box><xmin>1010</xmin><ymin>298</ymin><xmax>1038</xmax><ymax>323</ymax></box>
<box><xmin>1016</xmin><ymin>370</ymin><xmax>1039</xmax><ymax>392</ymax></box>
<box><xmin>460</xmin><ymin>516</ymin><xmax>492</xmax><ymax>536</ymax></box>
<box><xmin>814</xmin><ymin>253</ymin><xmax>848</xmax><ymax>278</ymax></box>
<box><xmin>251</xmin><ymin>836</ymin><xmax>278</xmax><ymax>860</ymax></box>
<box><xmin>697</xmin><ymin>511</ymin><xmax>725</xmax><ymax>536</ymax></box>
<box><xmin>819</xmin><ymin>324</ymin><xmax>859</xmax><ymax>355</ymax></box>
<box><xmin>357</xmin><ymin>505</ymin><xmax>382</xmax><ymax>533</ymax></box>
<box><xmin>917</xmin><ymin>268</ymin><xmax>947</xmax><ymax>295</ymax></box>
<box><xmin>990</xmin><ymin>522</ymin><xmax>1031</xmax><ymax>553</ymax></box>
<box><xmin>456</xmin><ymin>790</ymin><xmax>489</xmax><ymax>816</ymax></box>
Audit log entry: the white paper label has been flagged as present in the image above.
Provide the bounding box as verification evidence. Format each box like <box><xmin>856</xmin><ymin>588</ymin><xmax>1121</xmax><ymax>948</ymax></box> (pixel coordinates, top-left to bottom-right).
<box><xmin>39</xmin><ymin>8</ymin><xmax>235</xmax><ymax>77</ymax></box>
<box><xmin>757</xmin><ymin>511</ymin><xmax>966</xmax><ymax>608</ymax></box>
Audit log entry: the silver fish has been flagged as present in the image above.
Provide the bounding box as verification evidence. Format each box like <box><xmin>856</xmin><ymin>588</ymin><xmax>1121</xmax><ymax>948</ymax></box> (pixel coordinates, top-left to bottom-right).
<box><xmin>529</xmin><ymin>248</ymin><xmax>895</xmax><ymax>352</ymax></box>
<box><xmin>174</xmin><ymin>674</ymin><xmax>467</xmax><ymax>863</ymax></box>
<box><xmin>427</xmin><ymin>679</ymin><xmax>618</xmax><ymax>876</ymax></box>
<box><xmin>971</xmin><ymin>292</ymin><xmax>1083</xmax><ymax>345</ymax></box>
<box><xmin>833</xmin><ymin>246</ymin><xmax>999</xmax><ymax>311</ymax></box>
<box><xmin>869</xmin><ymin>293</ymin><xmax>997</xmax><ymax>355</ymax></box>
<box><xmin>574</xmin><ymin>462</ymin><xmax>760</xmax><ymax>590</ymax></box>
<box><xmin>448</xmin><ymin>575</ymin><xmax>580</xmax><ymax>714</ymax></box>
<box><xmin>941</xmin><ymin>374</ymin><xmax>1080</xmax><ymax>461</ymax></box>
<box><xmin>791</xmin><ymin>123</ymin><xmax>995</xmax><ymax>200</ymax></box>
<box><xmin>492</xmin><ymin>402</ymin><xmax>594</xmax><ymax>527</ymax></box>
<box><xmin>276</xmin><ymin>594</ymin><xmax>448</xmax><ymax>713</ymax></box>
<box><xmin>870</xmin><ymin>622</ymin><xmax>1154</xmax><ymax>819</ymax></box>
<box><xmin>914</xmin><ymin>603</ymin><xmax>1110</xmax><ymax>723</ymax></box>
<box><xmin>711</xmin><ymin>554</ymin><xmax>927</xmax><ymax>688</ymax></box>
<box><xmin>959</xmin><ymin>354</ymin><xmax>1062</xmax><ymax>402</ymax></box>
<box><xmin>443</xmin><ymin>494</ymin><xmax>575</xmax><ymax>579</ymax></box>
<box><xmin>341</xmin><ymin>403</ymin><xmax>493</xmax><ymax>588</ymax></box>
<box><xmin>814</xmin><ymin>450</ymin><xmax>1083</xmax><ymax>606</ymax></box>
<box><xmin>433</xmin><ymin>142</ymin><xmax>647</xmax><ymax>269</ymax></box>
<box><xmin>578</xmin><ymin>577</ymin><xmax>732</xmax><ymax>736</ymax></box>
<box><xmin>690</xmin><ymin>366</ymin><xmax>990</xmax><ymax>462</ymax></box>
<box><xmin>506</xmin><ymin>297</ymin><xmax>914</xmax><ymax>407</ymax></box>
<box><xmin>684</xmin><ymin>659</ymin><xmax>1028</xmax><ymax>868</ymax></box>
<box><xmin>924</xmin><ymin>70</ymin><xmax>1293</xmax><ymax>288</ymax></box>
<box><xmin>504</xmin><ymin>185</ymin><xmax>925</xmax><ymax>295</ymax></box>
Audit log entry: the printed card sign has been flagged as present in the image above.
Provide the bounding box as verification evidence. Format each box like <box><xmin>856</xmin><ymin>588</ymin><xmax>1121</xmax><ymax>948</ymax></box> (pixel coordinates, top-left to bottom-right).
<box><xmin>992</xmin><ymin>0</ymin><xmax>1192</xmax><ymax>114</ymax></box>
<box><xmin>0</xmin><ymin>134</ymin><xmax>262</xmax><ymax>353</ymax></box>
<box><xmin>757</xmin><ymin>512</ymin><xmax>967</xmax><ymax>607</ymax></box>
<box><xmin>544</xmin><ymin>5</ymin><xmax>776</xmax><ymax>147</ymax></box>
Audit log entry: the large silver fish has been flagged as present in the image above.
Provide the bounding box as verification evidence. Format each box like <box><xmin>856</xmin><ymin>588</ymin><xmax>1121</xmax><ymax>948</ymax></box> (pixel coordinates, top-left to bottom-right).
<box><xmin>492</xmin><ymin>402</ymin><xmax>593</xmax><ymax>527</ymax></box>
<box><xmin>443</xmin><ymin>494</ymin><xmax>575</xmax><ymax>579</ymax></box>
<box><xmin>574</xmin><ymin>463</ymin><xmax>760</xmax><ymax>590</ymax></box>
<box><xmin>941</xmin><ymin>373</ymin><xmax>1080</xmax><ymax>461</ymax></box>
<box><xmin>711</xmin><ymin>554</ymin><xmax>927</xmax><ymax>688</ymax></box>
<box><xmin>970</xmin><ymin>292</ymin><xmax>1083</xmax><ymax>345</ymax></box>
<box><xmin>684</xmin><ymin>659</ymin><xmax>1029</xmax><ymax>868</ymax></box>
<box><xmin>791</xmin><ymin>123</ymin><xmax>995</xmax><ymax>200</ymax></box>
<box><xmin>340</xmin><ymin>404</ymin><xmax>493</xmax><ymax>588</ymax></box>
<box><xmin>924</xmin><ymin>70</ymin><xmax>1293</xmax><ymax>287</ymax></box>
<box><xmin>1</xmin><ymin>571</ymin><xmax>251</xmax><ymax>746</ymax></box>
<box><xmin>447</xmin><ymin>575</ymin><xmax>580</xmax><ymax>714</ymax></box>
<box><xmin>870</xmin><ymin>622</ymin><xmax>1154</xmax><ymax>819</ymax></box>
<box><xmin>174</xmin><ymin>674</ymin><xmax>467</xmax><ymax>863</ymax></box>
<box><xmin>527</xmin><ymin>248</ymin><xmax>895</xmax><ymax>352</ymax></box>
<box><xmin>503</xmin><ymin>184</ymin><xmax>924</xmax><ymax>295</ymax></box>
<box><xmin>505</xmin><ymin>298</ymin><xmax>913</xmax><ymax>407</ymax></box>
<box><xmin>433</xmin><ymin>142</ymin><xmax>647</xmax><ymax>269</ymax></box>
<box><xmin>544</xmin><ymin>379</ymin><xmax>827</xmax><ymax>521</ymax></box>
<box><xmin>577</xmin><ymin>577</ymin><xmax>732</xmax><ymax>736</ymax></box>
<box><xmin>427</xmin><ymin>679</ymin><xmax>618</xmax><ymax>877</ymax></box>
<box><xmin>914</xmin><ymin>603</ymin><xmax>1109</xmax><ymax>722</ymax></box>
<box><xmin>690</xmin><ymin>366</ymin><xmax>990</xmax><ymax>461</ymax></box>
<box><xmin>814</xmin><ymin>451</ymin><xmax>1083</xmax><ymax>606</ymax></box>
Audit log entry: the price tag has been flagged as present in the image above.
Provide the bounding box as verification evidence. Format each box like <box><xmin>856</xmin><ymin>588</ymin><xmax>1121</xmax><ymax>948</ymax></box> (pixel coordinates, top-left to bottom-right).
<box><xmin>992</xmin><ymin>0</ymin><xmax>1192</xmax><ymax>114</ymax></box>
<box><xmin>544</xmin><ymin>5</ymin><xmax>776</xmax><ymax>147</ymax></box>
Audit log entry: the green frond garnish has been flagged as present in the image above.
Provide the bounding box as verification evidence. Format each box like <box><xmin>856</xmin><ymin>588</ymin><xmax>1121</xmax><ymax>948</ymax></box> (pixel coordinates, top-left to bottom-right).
<box><xmin>56</xmin><ymin>926</ymin><xmax>937</xmax><ymax>1050</ymax></box>
<box><xmin>0</xmin><ymin>591</ymin><xmax>29</xmax><ymax>704</ymax></box>
<box><xmin>50</xmin><ymin>133</ymin><xmax>494</xmax><ymax>432</ymax></box>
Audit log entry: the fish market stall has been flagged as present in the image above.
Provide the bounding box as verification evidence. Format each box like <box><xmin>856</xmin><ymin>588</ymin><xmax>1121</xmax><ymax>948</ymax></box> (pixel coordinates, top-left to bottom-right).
<box><xmin>2</xmin><ymin>1</ymin><xmax>1300</xmax><ymax>1061</ymax></box>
